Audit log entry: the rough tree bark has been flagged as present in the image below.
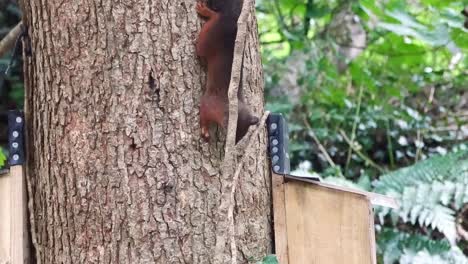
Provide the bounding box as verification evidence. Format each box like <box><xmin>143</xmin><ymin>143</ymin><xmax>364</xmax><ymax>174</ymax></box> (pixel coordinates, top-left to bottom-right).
<box><xmin>19</xmin><ymin>0</ymin><xmax>271</xmax><ymax>263</ymax></box>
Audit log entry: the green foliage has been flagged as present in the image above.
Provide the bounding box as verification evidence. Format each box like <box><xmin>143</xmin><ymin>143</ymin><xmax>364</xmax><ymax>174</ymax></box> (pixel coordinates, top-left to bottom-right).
<box><xmin>0</xmin><ymin>1</ymin><xmax>24</xmax><ymax>110</ymax></box>
<box><xmin>260</xmin><ymin>0</ymin><xmax>467</xmax><ymax>178</ymax></box>
<box><xmin>0</xmin><ymin>147</ymin><xmax>6</xmax><ymax>168</ymax></box>
<box><xmin>377</xmin><ymin>228</ymin><xmax>467</xmax><ymax>264</ymax></box>
<box><xmin>257</xmin><ymin>255</ymin><xmax>279</xmax><ymax>264</ymax></box>
<box><xmin>399</xmin><ymin>249</ymin><xmax>468</xmax><ymax>264</ymax></box>
<box><xmin>258</xmin><ymin>0</ymin><xmax>468</xmax><ymax>261</ymax></box>
<box><xmin>0</xmin><ymin>2</ymin><xmax>23</xmax><ymax>167</ymax></box>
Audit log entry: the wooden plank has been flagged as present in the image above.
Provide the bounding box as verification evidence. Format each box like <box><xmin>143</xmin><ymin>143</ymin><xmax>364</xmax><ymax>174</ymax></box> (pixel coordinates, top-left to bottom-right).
<box><xmin>284</xmin><ymin>175</ymin><xmax>399</xmax><ymax>209</ymax></box>
<box><xmin>285</xmin><ymin>181</ymin><xmax>374</xmax><ymax>264</ymax></box>
<box><xmin>272</xmin><ymin>173</ymin><xmax>289</xmax><ymax>264</ymax></box>
<box><xmin>0</xmin><ymin>173</ymin><xmax>10</xmax><ymax>264</ymax></box>
<box><xmin>10</xmin><ymin>165</ymin><xmax>29</xmax><ymax>264</ymax></box>
<box><xmin>368</xmin><ymin>205</ymin><xmax>377</xmax><ymax>264</ymax></box>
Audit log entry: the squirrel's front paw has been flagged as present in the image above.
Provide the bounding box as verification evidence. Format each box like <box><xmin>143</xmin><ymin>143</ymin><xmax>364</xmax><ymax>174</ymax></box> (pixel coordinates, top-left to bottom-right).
<box><xmin>201</xmin><ymin>126</ymin><xmax>210</xmax><ymax>141</ymax></box>
<box><xmin>196</xmin><ymin>2</ymin><xmax>215</xmax><ymax>17</ymax></box>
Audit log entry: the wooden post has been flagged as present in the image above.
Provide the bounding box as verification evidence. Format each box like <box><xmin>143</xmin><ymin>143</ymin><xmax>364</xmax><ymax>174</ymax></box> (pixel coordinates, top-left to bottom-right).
<box><xmin>0</xmin><ymin>167</ymin><xmax>29</xmax><ymax>264</ymax></box>
<box><xmin>0</xmin><ymin>172</ymin><xmax>10</xmax><ymax>263</ymax></box>
<box><xmin>285</xmin><ymin>181</ymin><xmax>375</xmax><ymax>264</ymax></box>
<box><xmin>271</xmin><ymin>175</ymin><xmax>397</xmax><ymax>264</ymax></box>
<box><xmin>10</xmin><ymin>165</ymin><xmax>29</xmax><ymax>264</ymax></box>
<box><xmin>368</xmin><ymin>206</ymin><xmax>377</xmax><ymax>264</ymax></box>
<box><xmin>272</xmin><ymin>173</ymin><xmax>289</xmax><ymax>264</ymax></box>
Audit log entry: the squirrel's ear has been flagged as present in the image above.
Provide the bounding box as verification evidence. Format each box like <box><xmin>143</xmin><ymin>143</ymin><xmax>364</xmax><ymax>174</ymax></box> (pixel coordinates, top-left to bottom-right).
<box><xmin>250</xmin><ymin>116</ymin><xmax>259</xmax><ymax>125</ymax></box>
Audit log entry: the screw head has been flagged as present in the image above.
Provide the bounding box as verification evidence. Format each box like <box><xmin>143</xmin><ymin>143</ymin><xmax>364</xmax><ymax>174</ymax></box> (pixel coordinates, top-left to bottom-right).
<box><xmin>12</xmin><ymin>154</ymin><xmax>19</xmax><ymax>161</ymax></box>
<box><xmin>272</xmin><ymin>147</ymin><xmax>278</xmax><ymax>153</ymax></box>
<box><xmin>12</xmin><ymin>131</ymin><xmax>19</xmax><ymax>138</ymax></box>
<box><xmin>272</xmin><ymin>155</ymin><xmax>279</xmax><ymax>163</ymax></box>
<box><xmin>272</xmin><ymin>139</ymin><xmax>279</xmax><ymax>145</ymax></box>
<box><xmin>270</xmin><ymin>123</ymin><xmax>278</xmax><ymax>131</ymax></box>
<box><xmin>274</xmin><ymin>165</ymin><xmax>281</xmax><ymax>172</ymax></box>
<box><xmin>16</xmin><ymin>117</ymin><xmax>22</xmax><ymax>123</ymax></box>
<box><xmin>12</xmin><ymin>142</ymin><xmax>18</xmax><ymax>148</ymax></box>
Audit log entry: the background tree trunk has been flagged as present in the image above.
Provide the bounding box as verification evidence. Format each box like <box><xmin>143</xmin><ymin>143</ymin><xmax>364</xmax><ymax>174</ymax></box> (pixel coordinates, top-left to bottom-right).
<box><xmin>19</xmin><ymin>0</ymin><xmax>271</xmax><ymax>263</ymax></box>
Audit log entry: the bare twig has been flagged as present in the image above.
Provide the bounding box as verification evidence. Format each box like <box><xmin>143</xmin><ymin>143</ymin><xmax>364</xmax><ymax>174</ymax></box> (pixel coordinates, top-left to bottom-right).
<box><xmin>416</xmin><ymin>86</ymin><xmax>436</xmax><ymax>162</ymax></box>
<box><xmin>303</xmin><ymin>0</ymin><xmax>314</xmax><ymax>36</ymax></box>
<box><xmin>260</xmin><ymin>39</ymin><xmax>286</xmax><ymax>45</ymax></box>
<box><xmin>228</xmin><ymin>111</ymin><xmax>269</xmax><ymax>264</ymax></box>
<box><xmin>0</xmin><ymin>22</ymin><xmax>23</xmax><ymax>58</ymax></box>
<box><xmin>303</xmin><ymin>116</ymin><xmax>343</xmax><ymax>177</ymax></box>
<box><xmin>273</xmin><ymin>0</ymin><xmax>293</xmax><ymax>35</ymax></box>
<box><xmin>224</xmin><ymin>0</ymin><xmax>252</xmax><ymax>154</ymax></box>
<box><xmin>345</xmin><ymin>85</ymin><xmax>364</xmax><ymax>173</ymax></box>
<box><xmin>385</xmin><ymin>120</ymin><xmax>395</xmax><ymax>169</ymax></box>
<box><xmin>215</xmin><ymin>0</ymin><xmax>254</xmax><ymax>263</ymax></box>
<box><xmin>456</xmin><ymin>204</ymin><xmax>468</xmax><ymax>240</ymax></box>
<box><xmin>339</xmin><ymin>129</ymin><xmax>386</xmax><ymax>173</ymax></box>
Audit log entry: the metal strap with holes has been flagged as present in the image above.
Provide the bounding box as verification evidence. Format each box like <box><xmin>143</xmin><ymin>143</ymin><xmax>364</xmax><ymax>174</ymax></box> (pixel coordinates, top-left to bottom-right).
<box><xmin>8</xmin><ymin>110</ymin><xmax>24</xmax><ymax>166</ymax></box>
<box><xmin>267</xmin><ymin>113</ymin><xmax>290</xmax><ymax>174</ymax></box>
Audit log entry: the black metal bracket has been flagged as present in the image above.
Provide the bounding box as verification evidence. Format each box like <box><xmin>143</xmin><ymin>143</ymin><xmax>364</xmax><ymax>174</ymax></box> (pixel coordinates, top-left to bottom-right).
<box><xmin>8</xmin><ymin>110</ymin><xmax>25</xmax><ymax>166</ymax></box>
<box><xmin>267</xmin><ymin>113</ymin><xmax>290</xmax><ymax>174</ymax></box>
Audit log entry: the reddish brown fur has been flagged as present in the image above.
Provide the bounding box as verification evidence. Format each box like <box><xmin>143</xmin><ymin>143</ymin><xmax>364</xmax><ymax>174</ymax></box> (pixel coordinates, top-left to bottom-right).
<box><xmin>196</xmin><ymin>1</ymin><xmax>258</xmax><ymax>143</ymax></box>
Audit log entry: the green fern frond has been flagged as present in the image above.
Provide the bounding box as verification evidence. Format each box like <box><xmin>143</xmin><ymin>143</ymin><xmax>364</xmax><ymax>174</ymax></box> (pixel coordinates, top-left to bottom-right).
<box><xmin>374</xmin><ymin>150</ymin><xmax>468</xmax><ymax>244</ymax></box>
<box><xmin>399</xmin><ymin>249</ymin><xmax>467</xmax><ymax>264</ymax></box>
<box><xmin>378</xmin><ymin>180</ymin><xmax>467</xmax><ymax>243</ymax></box>
<box><xmin>375</xmin><ymin>149</ymin><xmax>468</xmax><ymax>194</ymax></box>
<box><xmin>377</xmin><ymin>228</ymin><xmax>467</xmax><ymax>264</ymax></box>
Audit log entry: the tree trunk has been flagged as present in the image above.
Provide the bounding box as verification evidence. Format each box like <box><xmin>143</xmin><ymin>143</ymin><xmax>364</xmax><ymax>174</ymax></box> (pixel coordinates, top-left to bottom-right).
<box><xmin>20</xmin><ymin>0</ymin><xmax>271</xmax><ymax>263</ymax></box>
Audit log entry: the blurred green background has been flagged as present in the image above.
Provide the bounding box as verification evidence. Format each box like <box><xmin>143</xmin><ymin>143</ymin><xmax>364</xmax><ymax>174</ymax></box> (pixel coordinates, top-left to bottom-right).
<box><xmin>1</xmin><ymin>0</ymin><xmax>467</xmax><ymax>263</ymax></box>
<box><xmin>0</xmin><ymin>0</ymin><xmax>22</xmax><ymax>169</ymax></box>
<box><xmin>257</xmin><ymin>0</ymin><xmax>467</xmax><ymax>262</ymax></box>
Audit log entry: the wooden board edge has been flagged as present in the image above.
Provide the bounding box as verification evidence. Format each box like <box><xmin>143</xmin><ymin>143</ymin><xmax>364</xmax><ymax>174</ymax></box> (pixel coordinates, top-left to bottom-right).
<box><xmin>272</xmin><ymin>173</ymin><xmax>289</xmax><ymax>264</ymax></box>
<box><xmin>0</xmin><ymin>172</ymin><xmax>10</xmax><ymax>263</ymax></box>
<box><xmin>10</xmin><ymin>165</ymin><xmax>29</xmax><ymax>264</ymax></box>
<box><xmin>367</xmin><ymin>198</ymin><xmax>377</xmax><ymax>264</ymax></box>
<box><xmin>284</xmin><ymin>175</ymin><xmax>399</xmax><ymax>209</ymax></box>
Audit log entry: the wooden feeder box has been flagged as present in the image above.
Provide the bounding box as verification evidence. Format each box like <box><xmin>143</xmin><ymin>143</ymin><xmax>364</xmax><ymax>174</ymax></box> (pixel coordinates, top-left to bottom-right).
<box><xmin>272</xmin><ymin>173</ymin><xmax>398</xmax><ymax>264</ymax></box>
<box><xmin>0</xmin><ymin>111</ymin><xmax>30</xmax><ymax>264</ymax></box>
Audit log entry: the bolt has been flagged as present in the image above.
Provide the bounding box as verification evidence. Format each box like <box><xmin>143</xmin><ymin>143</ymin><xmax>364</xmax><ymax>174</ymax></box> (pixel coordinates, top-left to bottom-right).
<box><xmin>272</xmin><ymin>155</ymin><xmax>279</xmax><ymax>163</ymax></box>
<box><xmin>270</xmin><ymin>123</ymin><xmax>278</xmax><ymax>131</ymax></box>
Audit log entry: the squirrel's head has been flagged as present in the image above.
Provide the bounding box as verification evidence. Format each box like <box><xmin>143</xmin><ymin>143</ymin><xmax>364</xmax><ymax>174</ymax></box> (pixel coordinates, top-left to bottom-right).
<box><xmin>235</xmin><ymin>103</ymin><xmax>259</xmax><ymax>143</ymax></box>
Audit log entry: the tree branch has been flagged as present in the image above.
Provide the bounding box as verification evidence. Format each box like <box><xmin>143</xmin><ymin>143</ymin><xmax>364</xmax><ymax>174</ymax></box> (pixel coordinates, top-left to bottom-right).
<box><xmin>303</xmin><ymin>116</ymin><xmax>343</xmax><ymax>177</ymax></box>
<box><xmin>260</xmin><ymin>39</ymin><xmax>285</xmax><ymax>45</ymax></box>
<box><xmin>339</xmin><ymin>129</ymin><xmax>386</xmax><ymax>173</ymax></box>
<box><xmin>224</xmin><ymin>0</ymin><xmax>252</xmax><ymax>153</ymax></box>
<box><xmin>229</xmin><ymin>111</ymin><xmax>269</xmax><ymax>264</ymax></box>
<box><xmin>303</xmin><ymin>0</ymin><xmax>314</xmax><ymax>37</ymax></box>
<box><xmin>216</xmin><ymin>0</ymin><xmax>255</xmax><ymax>262</ymax></box>
<box><xmin>0</xmin><ymin>22</ymin><xmax>23</xmax><ymax>58</ymax></box>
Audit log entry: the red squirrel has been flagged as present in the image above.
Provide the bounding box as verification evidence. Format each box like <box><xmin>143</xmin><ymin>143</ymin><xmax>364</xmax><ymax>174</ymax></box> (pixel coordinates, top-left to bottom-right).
<box><xmin>196</xmin><ymin>0</ymin><xmax>259</xmax><ymax>143</ymax></box>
